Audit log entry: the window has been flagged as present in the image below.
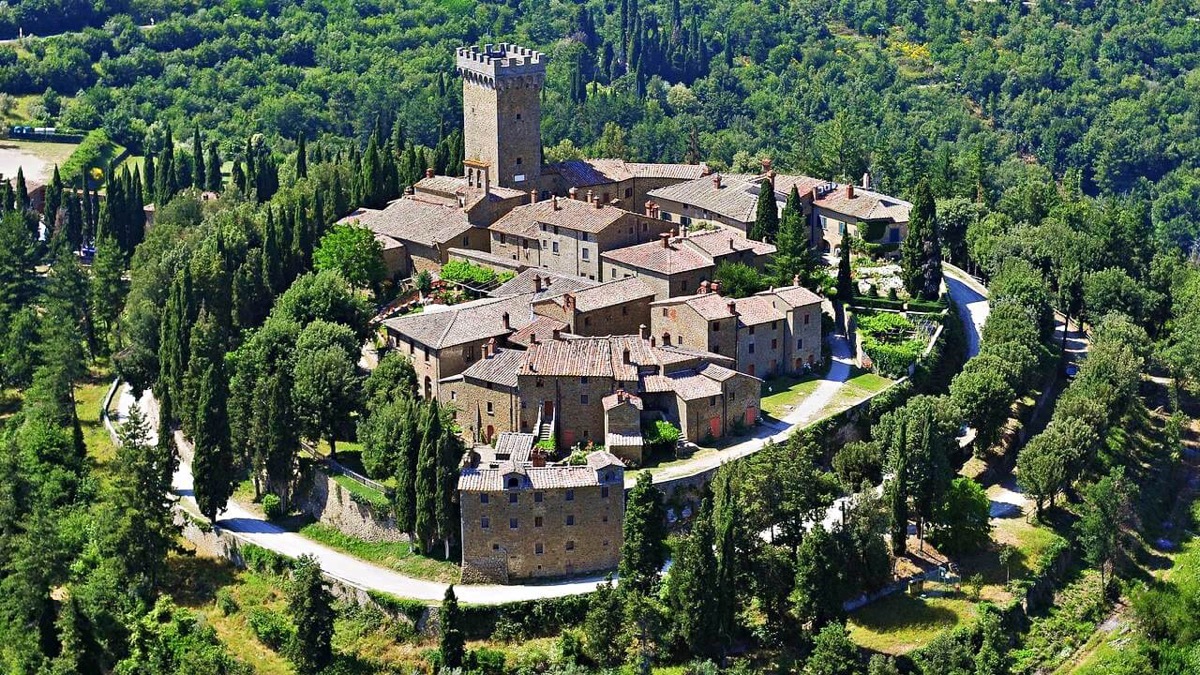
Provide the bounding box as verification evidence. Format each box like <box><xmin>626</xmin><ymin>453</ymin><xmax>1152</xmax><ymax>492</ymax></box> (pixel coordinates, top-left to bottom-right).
<box><xmin>509</xmin><ymin>518</ymin><xmax>518</xmax><ymax>529</ymax></box>
<box><xmin>566</xmin><ymin>541</ymin><xmax>575</xmax><ymax>551</ymax></box>
<box><xmin>797</xmin><ymin>338</ymin><xmax>804</xmax><ymax>349</ymax></box>
<box><xmin>771</xmin><ymin>339</ymin><xmax>778</xmax><ymax>349</ymax></box>
<box><xmin>622</xmin><ymin>306</ymin><xmax>628</xmax><ymax>315</ymax></box>
<box><xmin>580</xmin><ymin>375</ymin><xmax>589</xmax><ymax>384</ymax></box>
<box><xmin>509</xmin><ymin>493</ymin><xmax>518</xmax><ymax>504</ymax></box>
<box><xmin>516</xmin><ymin>113</ymin><xmax>522</xmax><ymax>120</ymax></box>
<box><xmin>566</xmin><ymin>515</ymin><xmax>575</xmax><ymax>526</ymax></box>
<box><xmin>552</xmin><ymin>241</ymin><xmax>559</xmax><ymax>254</ymax></box>
<box><xmin>748</xmin><ymin>343</ymin><xmax>755</xmax><ymax>354</ymax></box>
<box><xmin>602</xmin><ymin>514</ymin><xmax>609</xmax><ymax>523</ymax></box>
<box><xmin>709</xmin><ymin>396</ymin><xmax>716</xmax><ymax>406</ymax></box>
<box><xmin>838</xmin><ymin>222</ymin><xmax>846</xmax><ymax>235</ymax></box>
<box><xmin>662</xmin><ymin>308</ymin><xmax>669</xmax><ymax>317</ymax></box>
<box><xmin>507</xmin><ymin>477</ymin><xmax>519</xmax><ymax>488</ymax></box>
<box><xmin>730</xmin><ymin>391</ymin><xmax>736</xmax><ymax>401</ymax></box>
<box><xmin>748</xmin><ymin>325</ymin><xmax>755</xmax><ymax>335</ymax></box>
<box><xmin>535</xmin><ymin>542</ymin><xmax>543</xmax><ymax>555</ymax></box>
<box><xmin>535</xmin><ymin>516</ymin><xmax>543</xmax><ymax>527</ymax></box>
<box><xmin>566</xmin><ymin>489</ymin><xmax>575</xmax><ymax>501</ymax></box>
<box><xmin>534</xmin><ymin>491</ymin><xmax>544</xmax><ymax>503</ymax></box>
<box><xmin>625</xmin><ymin>188</ymin><xmax>633</xmax><ymax>198</ymax></box>
<box><xmin>553</xmin><ymin>225</ymin><xmax>559</xmax><ymax>235</ymax></box>
<box><xmin>771</xmin><ymin>321</ymin><xmax>778</xmax><ymax>329</ymax></box>
<box><xmin>486</xmin><ymin>401</ymin><xmax>494</xmax><ymax>415</ymax></box>
<box><xmin>712</xmin><ymin>322</ymin><xmax>720</xmax><ymax>332</ymax></box>
<box><xmin>601</xmin><ymin>486</ymin><xmax>610</xmax><ymax>498</ymax></box>
<box><xmin>499</xmin><ymin>234</ymin><xmax>507</xmax><ymax>245</ymax></box>
<box><xmin>516</xmin><ymin>157</ymin><xmax>522</xmax><ymax>165</ymax></box>
<box><xmin>661</xmin><ymin>212</ymin><xmax>672</xmax><ymax>222</ymax></box>
<box><xmin>580</xmin><ymin>394</ymin><xmax>589</xmax><ymax>405</ymax></box>
<box><xmin>679</xmin><ymin>279</ymin><xmax>688</xmax><ymax>291</ymax></box>
<box><xmin>480</xmin><ymin>494</ymin><xmax>489</xmax><ymax>504</ymax></box>
<box><xmin>481</xmin><ymin>517</ymin><xmax>490</xmax><ymax>529</ymax></box>
<box><xmin>804</xmin><ymin>313</ymin><xmax>811</xmax><ymax>325</ymax></box>
<box><xmin>450</xmin><ymin>391</ymin><xmax>457</xmax><ymax>400</ymax></box>
<box><xmin>680</xmin><ymin>216</ymin><xmax>692</xmax><ymax>226</ymax></box>
<box><xmin>581</xmin><ymin>248</ymin><xmax>590</xmax><ymax>261</ymax></box>
<box><xmin>492</xmin><ymin>543</ymin><xmax>500</xmax><ymax>550</ymax></box>
<box><xmin>642</xmin><ymin>222</ymin><xmax>648</xmax><ymax>231</ymax></box>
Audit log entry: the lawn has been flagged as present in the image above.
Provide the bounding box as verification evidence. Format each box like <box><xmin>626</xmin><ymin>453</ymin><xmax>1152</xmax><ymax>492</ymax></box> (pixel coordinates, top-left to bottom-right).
<box><xmin>848</xmin><ymin>591</ymin><xmax>980</xmax><ymax>654</ymax></box>
<box><xmin>330</xmin><ymin>472</ymin><xmax>392</xmax><ymax>510</ymax></box>
<box><xmin>298</xmin><ymin>522</ymin><xmax>461</xmax><ymax>583</ymax></box>
<box><xmin>823</xmin><ymin>371</ymin><xmax>896</xmax><ymax>413</ymax></box>
<box><xmin>76</xmin><ymin>368</ymin><xmax>118</xmax><ymax>475</ymax></box>
<box><xmin>760</xmin><ymin>374</ymin><xmax>821</xmax><ymax>418</ymax></box>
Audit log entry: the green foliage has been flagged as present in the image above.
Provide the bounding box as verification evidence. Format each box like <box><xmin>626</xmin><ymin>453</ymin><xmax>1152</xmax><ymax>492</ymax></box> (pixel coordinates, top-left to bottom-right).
<box><xmin>713</xmin><ymin>261</ymin><xmax>768</xmax><ymax>299</ymax></box>
<box><xmin>246</xmin><ymin>607</ymin><xmax>294</xmax><ymax>651</ymax></box>
<box><xmin>900</xmin><ymin>180</ymin><xmax>941</xmax><ymax>301</ymax></box>
<box><xmin>440</xmin><ymin>585</ymin><xmax>466</xmax><ymax>669</ymax></box>
<box><xmin>804</xmin><ymin>622</ymin><xmax>861</xmax><ymax>675</ymax></box>
<box><xmin>313</xmin><ymin>223</ymin><xmax>386</xmax><ymax>291</ymax></box>
<box><xmin>643</xmin><ymin>419</ymin><xmax>681</xmax><ymax>450</ymax></box>
<box><xmin>261</xmin><ymin>493</ymin><xmax>283</xmax><ymax>520</ymax></box>
<box><xmin>440</xmin><ymin>259</ymin><xmax>501</xmax><ymax>287</ymax></box>
<box><xmin>619</xmin><ymin>472</ymin><xmax>668</xmax><ymax>593</ymax></box>
<box><xmin>857</xmin><ymin>311</ymin><xmax>925</xmax><ymax>378</ymax></box>
<box><xmin>287</xmin><ymin>554</ymin><xmax>335</xmax><ymax>672</ymax></box>
<box><xmin>930</xmin><ymin>477</ymin><xmax>991</xmax><ymax>556</ymax></box>
<box><xmin>215</xmin><ymin>588</ymin><xmax>239</xmax><ymax>617</ymax></box>
<box><xmin>61</xmin><ymin>129</ymin><xmax>117</xmax><ymax>183</ymax></box>
<box><xmin>239</xmin><ymin>544</ymin><xmax>294</xmax><ymax>576</ymax></box>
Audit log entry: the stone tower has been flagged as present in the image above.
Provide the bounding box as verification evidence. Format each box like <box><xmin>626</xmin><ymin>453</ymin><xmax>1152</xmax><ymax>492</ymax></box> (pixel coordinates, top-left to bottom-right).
<box><xmin>456</xmin><ymin>43</ymin><xmax>546</xmax><ymax>190</ymax></box>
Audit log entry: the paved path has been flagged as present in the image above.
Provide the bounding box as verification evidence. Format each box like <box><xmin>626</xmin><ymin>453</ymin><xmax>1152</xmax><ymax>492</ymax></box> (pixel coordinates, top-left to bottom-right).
<box><xmin>943</xmin><ymin>263</ymin><xmax>989</xmax><ymax>359</ymax></box>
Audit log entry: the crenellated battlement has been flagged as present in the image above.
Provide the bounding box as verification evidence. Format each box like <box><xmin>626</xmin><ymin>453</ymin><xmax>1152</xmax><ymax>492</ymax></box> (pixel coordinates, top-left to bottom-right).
<box><xmin>456</xmin><ymin>43</ymin><xmax>547</xmax><ymax>87</ymax></box>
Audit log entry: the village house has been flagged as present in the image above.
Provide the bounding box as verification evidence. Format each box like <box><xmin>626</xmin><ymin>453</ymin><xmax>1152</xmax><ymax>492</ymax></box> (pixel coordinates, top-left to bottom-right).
<box><xmin>528</xmin><ymin>276</ymin><xmax>656</xmax><ymax>336</ymax></box>
<box><xmin>458</xmin><ymin>434</ymin><xmax>625</xmax><ymax>583</ymax></box>
<box><xmin>649</xmin><ymin>284</ymin><xmax>825</xmax><ymax>379</ymax></box>
<box><xmin>602</xmin><ymin>227</ymin><xmax>777</xmax><ymax>300</ymax></box>
<box><xmin>441</xmin><ymin>341</ymin><xmax>522</xmax><ymax>444</ymax></box>
<box><xmin>488</xmin><ymin>195</ymin><xmax>673</xmax><ymax>281</ymax></box>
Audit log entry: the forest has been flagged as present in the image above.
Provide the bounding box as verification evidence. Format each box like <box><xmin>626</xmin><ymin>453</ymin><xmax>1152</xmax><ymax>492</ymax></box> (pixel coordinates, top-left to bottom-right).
<box><xmin>0</xmin><ymin>0</ymin><xmax>1198</xmax><ymax>673</ymax></box>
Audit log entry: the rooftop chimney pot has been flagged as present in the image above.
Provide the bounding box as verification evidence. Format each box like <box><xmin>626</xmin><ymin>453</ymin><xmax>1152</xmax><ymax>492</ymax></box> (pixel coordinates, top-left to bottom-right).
<box><xmin>501</xmin><ymin>312</ymin><xmax>511</xmax><ymax>329</ymax></box>
<box><xmin>639</xmin><ymin>324</ymin><xmax>649</xmax><ymax>340</ymax></box>
<box><xmin>712</xmin><ymin>173</ymin><xmax>722</xmax><ymax>190</ymax></box>
<box><xmin>727</xmin><ymin>300</ymin><xmax>738</xmax><ymax>316</ymax></box>
<box><xmin>425</xmin><ymin>167</ymin><xmax>434</xmax><ymax>178</ymax></box>
<box><xmin>529</xmin><ymin>189</ymin><xmax>537</xmax><ymax>204</ymax></box>
<box><xmin>847</xmin><ymin>184</ymin><xmax>855</xmax><ymax>199</ymax></box>
<box><xmin>660</xmin><ymin>232</ymin><xmax>671</xmax><ymax>249</ymax></box>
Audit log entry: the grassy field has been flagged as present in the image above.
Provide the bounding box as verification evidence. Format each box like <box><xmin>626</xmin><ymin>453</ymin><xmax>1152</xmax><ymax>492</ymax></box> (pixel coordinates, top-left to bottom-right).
<box><xmin>76</xmin><ymin>368</ymin><xmax>118</xmax><ymax>480</ymax></box>
<box><xmin>298</xmin><ymin>522</ymin><xmax>461</xmax><ymax>583</ymax></box>
<box><xmin>760</xmin><ymin>374</ymin><xmax>821</xmax><ymax>418</ymax></box>
<box><xmin>848</xmin><ymin>591</ymin><xmax>981</xmax><ymax>654</ymax></box>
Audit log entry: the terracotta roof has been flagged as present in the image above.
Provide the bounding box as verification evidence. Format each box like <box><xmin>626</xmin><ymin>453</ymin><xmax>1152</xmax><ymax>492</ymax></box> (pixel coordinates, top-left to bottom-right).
<box><xmin>520</xmin><ymin>335</ymin><xmax>658</xmax><ymax>379</ymax></box>
<box><xmin>493</xmin><ymin>432</ymin><xmax>534</xmax><ymax>463</ymax></box>
<box><xmin>491</xmin><ymin>268</ymin><xmax>598</xmax><ymax>298</ymax></box>
<box><xmin>490</xmin><ymin>197</ymin><xmax>630</xmax><ymax>236</ymax></box>
<box><xmin>545</xmin><ymin>158</ymin><xmax>707</xmax><ymax>187</ymax></box>
<box><xmin>684</xmin><ymin>228</ymin><xmax>776</xmax><ymax>258</ymax></box>
<box><xmin>667</xmin><ymin>370</ymin><xmax>725</xmax><ymax>400</ymax></box>
<box><xmin>336</xmin><ymin>207</ymin><xmax>382</xmax><ymax>225</ymax></box>
<box><xmin>648</xmin><ymin>173</ymin><xmax>826</xmax><ymax>225</ymax></box>
<box><xmin>460</xmin><ymin>348</ymin><xmax>524</xmax><ymax>388</ymax></box>
<box><xmin>760</xmin><ymin>284</ymin><xmax>823</xmax><ymax>308</ymax></box>
<box><xmin>508</xmin><ymin>316</ymin><xmax>570</xmax><ymax>348</ymax></box>
<box><xmin>601</xmin><ymin>237</ymin><xmax>715</xmax><ymax>276</ymax></box>
<box><xmin>654</xmin><ymin>345</ymin><xmax>733</xmax><ymax>370</ymax></box>
<box><xmin>814</xmin><ymin>186</ymin><xmax>911</xmax><ymax>223</ymax></box>
<box><xmin>602</xmin><ymin>391</ymin><xmax>643</xmax><ymax>410</ymax></box>
<box><xmin>414</xmin><ymin>175</ymin><xmax>529</xmax><ymax>211</ymax></box>
<box><xmin>653</xmin><ymin>291</ymin><xmax>813</xmax><ymax>327</ymax></box>
<box><xmin>540</xmin><ymin>277</ymin><xmax>655</xmax><ymax>313</ymax></box>
<box><xmin>458</xmin><ymin>450</ymin><xmax>624</xmax><ymax>491</ymax></box>
<box><xmin>374</xmin><ymin>232</ymin><xmax>405</xmax><ymax>251</ymax></box>
<box><xmin>382</xmin><ymin>294</ymin><xmax>533</xmax><ymax>349</ymax></box>
<box><xmin>358</xmin><ymin>197</ymin><xmax>474</xmax><ymax>248</ymax></box>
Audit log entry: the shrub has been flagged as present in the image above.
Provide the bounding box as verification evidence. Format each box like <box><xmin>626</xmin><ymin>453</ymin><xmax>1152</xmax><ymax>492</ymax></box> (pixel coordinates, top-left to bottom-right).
<box><xmin>535</xmin><ymin>438</ymin><xmax>556</xmax><ymax>453</ymax></box>
<box><xmin>261</xmin><ymin>493</ymin><xmax>283</xmax><ymax>520</ymax></box>
<box><xmin>440</xmin><ymin>259</ymin><xmax>500</xmax><ymax>287</ymax></box>
<box><xmin>643</xmin><ymin>420</ymin><xmax>682</xmax><ymax>448</ymax></box>
<box><xmin>61</xmin><ymin>129</ymin><xmax>117</xmax><ymax>183</ymax></box>
<box><xmin>240</xmin><ymin>543</ymin><xmax>294</xmax><ymax>576</ymax></box>
<box><xmin>466</xmin><ymin>647</ymin><xmax>507</xmax><ymax>675</ymax></box>
<box><xmin>367</xmin><ymin>591</ymin><xmax>429</xmax><ymax>625</ymax></box>
<box><xmin>246</xmin><ymin>607</ymin><xmax>294</xmax><ymax>651</ymax></box>
<box><xmin>215</xmin><ymin>588</ymin><xmax>239</xmax><ymax>616</ymax></box>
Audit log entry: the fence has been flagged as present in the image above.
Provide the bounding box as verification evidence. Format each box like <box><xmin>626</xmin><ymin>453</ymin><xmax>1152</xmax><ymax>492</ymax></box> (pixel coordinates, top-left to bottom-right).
<box><xmin>299</xmin><ymin>441</ymin><xmax>393</xmax><ymax>496</ymax></box>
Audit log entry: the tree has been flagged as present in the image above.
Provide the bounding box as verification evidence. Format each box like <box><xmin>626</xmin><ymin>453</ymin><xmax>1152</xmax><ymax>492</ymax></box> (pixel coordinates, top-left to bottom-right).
<box><xmin>192</xmin><ymin>359</ymin><xmax>234</xmax><ymax>522</ymax></box>
<box><xmin>312</xmin><ymin>223</ymin><xmax>386</xmax><ymax>291</ymax></box>
<box><xmin>1076</xmin><ymin>468</ymin><xmax>1133</xmax><ymax>602</ymax></box>
<box><xmin>205</xmin><ymin>142</ymin><xmax>223</xmax><ymax>192</ymax></box>
<box><xmin>414</xmin><ymin>402</ymin><xmax>441</xmax><ymax>553</ymax></box>
<box><xmin>583</xmin><ymin>577</ymin><xmax>627</xmax><ymax>668</ymax></box>
<box><xmin>90</xmin><ymin>233</ymin><xmax>125</xmax><ymax>353</ymax></box>
<box><xmin>112</xmin><ymin>403</ymin><xmax>178</xmax><ymax>600</ymax></box>
<box><xmin>619</xmin><ymin>471</ymin><xmax>667</xmax><ymax>594</ymax></box>
<box><xmin>292</xmin><ymin>343</ymin><xmax>359</xmax><ymax>457</ymax></box>
<box><xmin>191</xmin><ymin>127</ymin><xmax>205</xmax><ymax>190</ymax></box>
<box><xmin>363</xmin><ymin>351</ymin><xmax>417</xmax><ymax>411</ymax></box>
<box><xmin>805</xmin><ymin>622</ymin><xmax>861</xmax><ymax>675</ymax></box>
<box><xmin>44</xmin><ymin>165</ymin><xmax>63</xmax><ymax>236</ymax></box>
<box><xmin>288</xmin><ymin>555</ymin><xmax>334</xmax><ymax>673</ymax></box>
<box><xmin>666</xmin><ymin>499</ymin><xmax>719</xmax><ymax>658</ymax></box>
<box><xmin>929</xmin><ymin>477</ymin><xmax>991</xmax><ymax>555</ymax></box>
<box><xmin>900</xmin><ymin>179</ymin><xmax>942</xmax><ymax>300</ymax></box>
<box><xmin>879</xmin><ymin>396</ymin><xmax>955</xmax><ymax>547</ymax></box>
<box><xmin>836</xmin><ymin>238</ymin><xmax>853</xmax><ymax>301</ymax></box>
<box><xmin>1016</xmin><ymin>433</ymin><xmax>1068</xmax><ymax>519</ymax></box>
<box><xmin>713</xmin><ymin>261</ymin><xmax>768</xmax><ymax>298</ymax></box>
<box><xmin>793</xmin><ymin>525</ymin><xmax>845</xmax><ymax>631</ymax></box>
<box><xmin>950</xmin><ymin>362</ymin><xmax>1015</xmax><ymax>454</ymax></box>
<box><xmin>749</xmin><ymin>178</ymin><xmax>778</xmax><ymax>242</ymax></box>
<box><xmin>295</xmin><ymin>134</ymin><xmax>308</xmax><ymax>180</ymax></box>
<box><xmin>2</xmin><ymin>308</ymin><xmax>40</xmax><ymax>389</ymax></box>
<box><xmin>439</xmin><ymin>585</ymin><xmax>465</xmax><ymax>669</ymax></box>
<box><xmin>271</xmin><ymin>270</ymin><xmax>371</xmax><ymax>341</ymax></box>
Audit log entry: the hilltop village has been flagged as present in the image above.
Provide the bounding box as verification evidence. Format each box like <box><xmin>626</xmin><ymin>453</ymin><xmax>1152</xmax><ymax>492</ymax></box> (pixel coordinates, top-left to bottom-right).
<box><xmin>347</xmin><ymin>43</ymin><xmax>913</xmax><ymax>581</ymax></box>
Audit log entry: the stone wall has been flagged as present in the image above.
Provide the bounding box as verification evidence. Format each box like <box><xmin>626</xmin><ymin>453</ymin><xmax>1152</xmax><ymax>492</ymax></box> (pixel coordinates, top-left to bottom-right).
<box><xmin>292</xmin><ymin>468</ymin><xmax>409</xmax><ymax>544</ymax></box>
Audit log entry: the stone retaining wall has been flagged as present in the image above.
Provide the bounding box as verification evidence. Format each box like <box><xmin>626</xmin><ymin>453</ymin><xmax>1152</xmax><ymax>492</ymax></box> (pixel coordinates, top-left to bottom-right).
<box><xmin>293</xmin><ymin>468</ymin><xmax>409</xmax><ymax>543</ymax></box>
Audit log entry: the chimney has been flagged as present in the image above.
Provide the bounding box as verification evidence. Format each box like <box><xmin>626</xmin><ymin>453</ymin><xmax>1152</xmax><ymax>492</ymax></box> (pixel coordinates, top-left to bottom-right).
<box><xmin>846</xmin><ymin>184</ymin><xmax>855</xmax><ymax>199</ymax></box>
<box><xmin>501</xmin><ymin>312</ymin><xmax>511</xmax><ymax>329</ymax></box>
<box><xmin>727</xmin><ymin>300</ymin><xmax>738</xmax><ymax>316</ymax></box>
<box><xmin>645</xmin><ymin>200</ymin><xmax>654</xmax><ymax>216</ymax></box>
<box><xmin>712</xmin><ymin>173</ymin><xmax>722</xmax><ymax>190</ymax></box>
<box><xmin>533</xmin><ymin>275</ymin><xmax>542</xmax><ymax>292</ymax></box>
<box><xmin>862</xmin><ymin>171</ymin><xmax>871</xmax><ymax>189</ymax></box>
<box><xmin>650</xmin><ymin>335</ymin><xmax>656</xmax><ymax>347</ymax></box>
<box><xmin>552</xmin><ymin>195</ymin><xmax>560</xmax><ymax>210</ymax></box>
<box><xmin>482</xmin><ymin>166</ymin><xmax>490</xmax><ymax>196</ymax></box>
<box><xmin>699</xmin><ymin>280</ymin><xmax>710</xmax><ymax>294</ymax></box>
<box><xmin>569</xmin><ymin>187</ymin><xmax>579</xmax><ymax>200</ymax></box>
<box><xmin>425</xmin><ymin>167</ymin><xmax>434</xmax><ymax>178</ymax></box>
<box><xmin>586</xmin><ymin>189</ymin><xmax>593</xmax><ymax>203</ymax></box>
<box><xmin>486</xmin><ymin>337</ymin><xmax>497</xmax><ymax>358</ymax></box>
<box><xmin>761</xmin><ymin>157</ymin><xmax>773</xmax><ymax>173</ymax></box>
<box><xmin>593</xmin><ymin>196</ymin><xmax>602</xmax><ymax>209</ymax></box>
<box><xmin>701</xmin><ymin>164</ymin><xmax>712</xmax><ymax>176</ymax></box>
<box><xmin>712</xmin><ymin>279</ymin><xmax>722</xmax><ymax>294</ymax></box>
<box><xmin>529</xmin><ymin>189</ymin><xmax>537</xmax><ymax>204</ymax></box>
<box><xmin>622</xmin><ymin>349</ymin><xmax>631</xmax><ymax>364</ymax></box>
<box><xmin>660</xmin><ymin>232</ymin><xmax>671</xmax><ymax>249</ymax></box>
<box><xmin>405</xmin><ymin>186</ymin><xmax>415</xmax><ymax>195</ymax></box>
<box><xmin>531</xmin><ymin>450</ymin><xmax>546</xmax><ymax>467</ymax></box>
<box><xmin>552</xmin><ymin>327</ymin><xmax>561</xmax><ymax>340</ymax></box>
<box><xmin>793</xmin><ymin>274</ymin><xmax>800</xmax><ymax>287</ymax></box>
<box><xmin>767</xmin><ymin>169</ymin><xmax>776</xmax><ymax>188</ymax></box>
<box><xmin>530</xmin><ymin>333</ymin><xmax>537</xmax><ymax>345</ymax></box>
<box><xmin>564</xmin><ymin>293</ymin><xmax>575</xmax><ymax>312</ymax></box>
<box><xmin>729</xmin><ymin>238</ymin><xmax>735</xmax><ymax>251</ymax></box>
<box><xmin>811</xmin><ymin>187</ymin><xmax>820</xmax><ymax>202</ymax></box>
<box><xmin>639</xmin><ymin>324</ymin><xmax>648</xmax><ymax>340</ymax></box>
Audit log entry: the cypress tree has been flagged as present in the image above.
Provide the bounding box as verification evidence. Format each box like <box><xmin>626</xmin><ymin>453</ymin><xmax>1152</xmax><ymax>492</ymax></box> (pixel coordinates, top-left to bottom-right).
<box><xmin>44</xmin><ymin>165</ymin><xmax>63</xmax><ymax>236</ymax></box>
<box><xmin>770</xmin><ymin>185</ymin><xmax>817</xmax><ymax>286</ymax></box>
<box><xmin>435</xmin><ymin>405</ymin><xmax>462</xmax><ymax>558</ymax></box>
<box><xmin>192</xmin><ymin>358</ymin><xmax>234</xmax><ymax>522</ymax></box>
<box><xmin>244</xmin><ymin>137</ymin><xmax>256</xmax><ymax>198</ymax></box>
<box><xmin>331</xmin><ymin>169</ymin><xmax>349</xmax><ymax>219</ymax></box>
<box><xmin>664</xmin><ymin>498</ymin><xmax>720</xmax><ymax>658</ymax></box>
<box><xmin>382</xmin><ymin>139</ymin><xmax>398</xmax><ymax>200</ymax></box>
<box><xmin>793</xmin><ymin>525</ymin><xmax>845</xmax><ymax>631</ymax></box>
<box><xmin>65</xmin><ymin>184</ymin><xmax>82</xmax><ymax>250</ymax></box>
<box><xmin>129</xmin><ymin>166</ymin><xmax>145</xmax><ymax>251</ymax></box>
<box><xmin>205</xmin><ymin>141</ymin><xmax>222</xmax><ymax>192</ymax></box>
<box><xmin>712</xmin><ymin>465</ymin><xmax>746</xmax><ymax>650</ymax></box>
<box><xmin>155</xmin><ymin>127</ymin><xmax>176</xmax><ymax>207</ymax></box>
<box><xmin>288</xmin><ymin>555</ymin><xmax>335</xmax><ymax>673</ymax></box>
<box><xmin>296</xmin><ymin>134</ymin><xmax>308</xmax><ymax>180</ymax></box>
<box><xmin>362</xmin><ymin>135</ymin><xmax>382</xmax><ymax>208</ymax></box>
<box><xmin>264</xmin><ymin>208</ymin><xmax>282</xmax><ymax>293</ymax></box>
<box><xmin>439</xmin><ymin>586</ymin><xmax>465</xmax><ymax>669</ymax></box>
<box><xmin>0</xmin><ymin>178</ymin><xmax>12</xmax><ymax>213</ymax></box>
<box><xmin>142</xmin><ymin>153</ymin><xmax>155</xmax><ymax>200</ymax></box>
<box><xmin>192</xmin><ymin>127</ymin><xmax>205</xmax><ymax>190</ymax></box>
<box><xmin>15</xmin><ymin>166</ymin><xmax>28</xmax><ymax>213</ymax></box>
<box><xmin>836</xmin><ymin>238</ymin><xmax>853</xmax><ymax>301</ymax></box>
<box><xmin>749</xmin><ymin>178</ymin><xmax>778</xmax><ymax>242</ymax></box>
<box><xmin>231</xmin><ymin>160</ymin><xmax>245</xmax><ymax>194</ymax></box>
<box><xmin>887</xmin><ymin>460</ymin><xmax>908</xmax><ymax>556</ymax></box>
<box><xmin>619</xmin><ymin>472</ymin><xmax>667</xmax><ymax>594</ymax></box>
<box><xmin>414</xmin><ymin>401</ymin><xmax>440</xmax><ymax>553</ymax></box>
<box><xmin>393</xmin><ymin>398</ymin><xmax>419</xmax><ymax>537</ymax></box>
<box><xmin>900</xmin><ymin>179</ymin><xmax>942</xmax><ymax>300</ymax></box>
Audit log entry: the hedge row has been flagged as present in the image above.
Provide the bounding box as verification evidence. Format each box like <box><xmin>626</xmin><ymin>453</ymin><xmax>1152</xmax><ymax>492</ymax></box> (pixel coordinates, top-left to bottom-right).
<box><xmin>460</xmin><ymin>594</ymin><xmax>591</xmax><ymax>640</ymax></box>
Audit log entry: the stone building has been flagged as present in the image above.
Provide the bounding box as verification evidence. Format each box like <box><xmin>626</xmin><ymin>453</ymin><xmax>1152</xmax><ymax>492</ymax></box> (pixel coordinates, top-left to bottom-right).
<box><xmin>441</xmin><ymin>342</ymin><xmax>522</xmax><ymax>444</ymax></box>
<box><xmin>810</xmin><ymin>181</ymin><xmax>911</xmax><ymax>254</ymax></box>
<box><xmin>649</xmin><ymin>284</ymin><xmax>825</xmax><ymax>379</ymax></box>
<box><xmin>457</xmin><ymin>44</ymin><xmax>546</xmax><ymax>190</ymax></box>
<box><xmin>488</xmin><ymin>196</ymin><xmax>673</xmax><ymax>281</ymax></box>
<box><xmin>458</xmin><ymin>435</ymin><xmax>625</xmax><ymax>583</ymax></box>
<box><xmin>528</xmin><ymin>277</ymin><xmax>656</xmax><ymax>337</ymax></box>
<box><xmin>602</xmin><ymin>227</ymin><xmax>777</xmax><ymax>300</ymax></box>
<box><xmin>540</xmin><ymin>158</ymin><xmax>709</xmax><ymax>217</ymax></box>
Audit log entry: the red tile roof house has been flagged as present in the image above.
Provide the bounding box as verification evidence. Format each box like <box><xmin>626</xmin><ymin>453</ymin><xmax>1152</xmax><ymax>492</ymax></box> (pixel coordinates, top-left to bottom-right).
<box><xmin>602</xmin><ymin>227</ymin><xmax>776</xmax><ymax>301</ymax></box>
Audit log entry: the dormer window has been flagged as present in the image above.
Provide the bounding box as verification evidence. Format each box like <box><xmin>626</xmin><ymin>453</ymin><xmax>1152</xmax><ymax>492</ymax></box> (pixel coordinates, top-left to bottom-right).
<box><xmin>507</xmin><ymin>477</ymin><xmax>519</xmax><ymax>488</ymax></box>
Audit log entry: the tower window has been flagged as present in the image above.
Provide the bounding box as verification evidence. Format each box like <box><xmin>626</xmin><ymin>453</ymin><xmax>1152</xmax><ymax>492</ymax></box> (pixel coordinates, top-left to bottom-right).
<box><xmin>516</xmin><ymin>157</ymin><xmax>523</xmax><ymax>165</ymax></box>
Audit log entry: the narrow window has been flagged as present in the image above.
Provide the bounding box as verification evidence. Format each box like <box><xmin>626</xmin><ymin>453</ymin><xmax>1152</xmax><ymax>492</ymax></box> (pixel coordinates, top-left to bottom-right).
<box><xmin>566</xmin><ymin>540</ymin><xmax>575</xmax><ymax>551</ymax></box>
<box><xmin>535</xmin><ymin>542</ymin><xmax>544</xmax><ymax>554</ymax></box>
<box><xmin>566</xmin><ymin>515</ymin><xmax>575</xmax><ymax>526</ymax></box>
<box><xmin>481</xmin><ymin>517</ymin><xmax>490</xmax><ymax>529</ymax></box>
<box><xmin>534</xmin><ymin>491</ymin><xmax>544</xmax><ymax>503</ymax></box>
<box><xmin>508</xmin><ymin>493</ymin><xmax>518</xmax><ymax>504</ymax></box>
<box><xmin>535</xmin><ymin>516</ymin><xmax>544</xmax><ymax>527</ymax></box>
<box><xmin>509</xmin><ymin>518</ymin><xmax>518</xmax><ymax>529</ymax></box>
<box><xmin>581</xmin><ymin>394</ymin><xmax>589</xmax><ymax>405</ymax></box>
<box><xmin>480</xmin><ymin>494</ymin><xmax>489</xmax><ymax>504</ymax></box>
<box><xmin>601</xmin><ymin>486</ymin><xmax>610</xmax><ymax>498</ymax></box>
<box><xmin>566</xmin><ymin>489</ymin><xmax>575</xmax><ymax>501</ymax></box>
